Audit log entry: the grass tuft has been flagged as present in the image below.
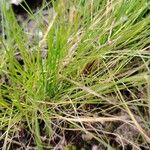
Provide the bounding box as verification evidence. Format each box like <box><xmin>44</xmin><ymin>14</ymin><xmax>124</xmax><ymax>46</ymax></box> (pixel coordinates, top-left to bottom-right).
<box><xmin>0</xmin><ymin>0</ymin><xmax>150</xmax><ymax>149</ymax></box>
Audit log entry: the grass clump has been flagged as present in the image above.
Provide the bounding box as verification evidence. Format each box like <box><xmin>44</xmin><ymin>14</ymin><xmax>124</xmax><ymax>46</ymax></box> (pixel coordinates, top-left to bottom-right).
<box><xmin>0</xmin><ymin>0</ymin><xmax>150</xmax><ymax>149</ymax></box>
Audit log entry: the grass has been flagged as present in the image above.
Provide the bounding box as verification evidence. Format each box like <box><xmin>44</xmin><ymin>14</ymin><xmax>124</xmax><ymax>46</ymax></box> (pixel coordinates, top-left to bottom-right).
<box><xmin>0</xmin><ymin>0</ymin><xmax>150</xmax><ymax>149</ymax></box>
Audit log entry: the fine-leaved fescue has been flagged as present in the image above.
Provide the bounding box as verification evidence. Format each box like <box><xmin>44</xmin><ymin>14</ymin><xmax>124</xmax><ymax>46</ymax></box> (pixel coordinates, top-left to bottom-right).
<box><xmin>0</xmin><ymin>0</ymin><xmax>150</xmax><ymax>149</ymax></box>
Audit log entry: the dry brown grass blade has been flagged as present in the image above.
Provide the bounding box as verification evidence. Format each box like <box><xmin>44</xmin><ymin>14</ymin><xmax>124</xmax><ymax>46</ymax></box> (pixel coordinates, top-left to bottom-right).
<box><xmin>126</xmin><ymin>106</ymin><xmax>150</xmax><ymax>144</ymax></box>
<box><xmin>60</xmin><ymin>75</ymin><xmax>114</xmax><ymax>104</ymax></box>
<box><xmin>57</xmin><ymin>116</ymin><xmax>127</xmax><ymax>123</ymax></box>
<box><xmin>116</xmin><ymin>85</ymin><xmax>150</xmax><ymax>144</ymax></box>
<box><xmin>61</xmin><ymin>30</ymin><xmax>84</xmax><ymax>69</ymax></box>
<box><xmin>39</xmin><ymin>12</ymin><xmax>57</xmax><ymax>48</ymax></box>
